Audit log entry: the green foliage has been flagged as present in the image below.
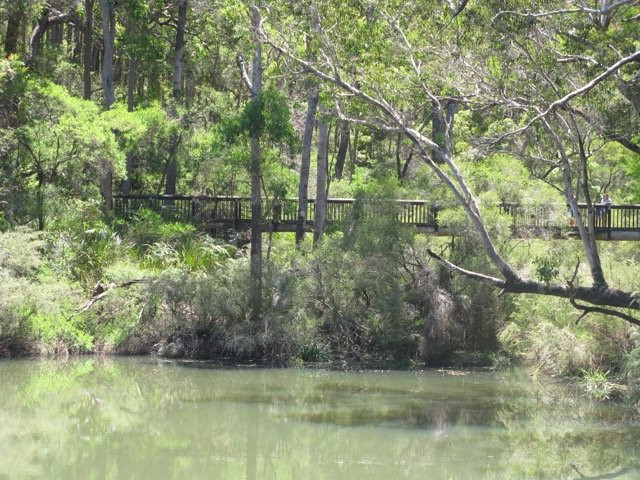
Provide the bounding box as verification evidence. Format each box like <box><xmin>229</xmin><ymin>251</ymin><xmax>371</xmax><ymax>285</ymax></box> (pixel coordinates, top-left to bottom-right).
<box><xmin>623</xmin><ymin>348</ymin><xmax>640</xmax><ymax>400</ymax></box>
<box><xmin>296</xmin><ymin>342</ymin><xmax>331</xmax><ymax>363</ymax></box>
<box><xmin>533</xmin><ymin>255</ymin><xmax>561</xmax><ymax>284</ymax></box>
<box><xmin>579</xmin><ymin>369</ymin><xmax>621</xmax><ymax>402</ymax></box>
<box><xmin>0</xmin><ymin>230</ymin><xmax>91</xmax><ymax>356</ymax></box>
<box><xmin>125</xmin><ymin>209</ymin><xmax>195</xmax><ymax>249</ymax></box>
<box><xmin>223</xmin><ymin>85</ymin><xmax>298</xmax><ymax>150</ymax></box>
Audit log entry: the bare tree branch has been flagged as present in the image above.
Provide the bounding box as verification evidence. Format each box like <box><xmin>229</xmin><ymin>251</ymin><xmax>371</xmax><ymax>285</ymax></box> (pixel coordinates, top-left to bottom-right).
<box><xmin>570</xmin><ymin>298</ymin><xmax>640</xmax><ymax>327</ymax></box>
<box><xmin>497</xmin><ymin>50</ymin><xmax>640</xmax><ymax>141</ymax></box>
<box><xmin>236</xmin><ymin>54</ymin><xmax>253</xmax><ymax>91</ymax></box>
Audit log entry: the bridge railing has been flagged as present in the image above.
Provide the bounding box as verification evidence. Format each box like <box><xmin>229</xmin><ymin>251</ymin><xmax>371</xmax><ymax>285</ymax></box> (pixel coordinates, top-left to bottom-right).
<box><xmin>501</xmin><ymin>203</ymin><xmax>640</xmax><ymax>232</ymax></box>
<box><xmin>113</xmin><ymin>195</ymin><xmax>438</xmax><ymax>227</ymax></box>
<box><xmin>113</xmin><ymin>195</ymin><xmax>640</xmax><ymax>233</ymax></box>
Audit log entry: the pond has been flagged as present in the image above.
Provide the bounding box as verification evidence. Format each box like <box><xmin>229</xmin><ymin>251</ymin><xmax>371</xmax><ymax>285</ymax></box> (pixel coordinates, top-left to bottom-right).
<box><xmin>0</xmin><ymin>357</ymin><xmax>638</xmax><ymax>479</ymax></box>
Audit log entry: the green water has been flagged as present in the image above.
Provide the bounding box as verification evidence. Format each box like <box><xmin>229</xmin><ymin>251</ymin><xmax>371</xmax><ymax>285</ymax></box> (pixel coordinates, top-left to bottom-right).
<box><xmin>0</xmin><ymin>358</ymin><xmax>638</xmax><ymax>480</ymax></box>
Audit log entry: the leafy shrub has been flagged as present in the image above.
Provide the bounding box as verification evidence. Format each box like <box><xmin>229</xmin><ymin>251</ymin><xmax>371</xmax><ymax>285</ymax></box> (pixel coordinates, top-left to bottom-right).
<box><xmin>623</xmin><ymin>348</ymin><xmax>640</xmax><ymax>400</ymax></box>
<box><xmin>126</xmin><ymin>209</ymin><xmax>195</xmax><ymax>251</ymax></box>
<box><xmin>297</xmin><ymin>342</ymin><xmax>331</xmax><ymax>363</ymax></box>
<box><xmin>0</xmin><ymin>230</ymin><xmax>91</xmax><ymax>356</ymax></box>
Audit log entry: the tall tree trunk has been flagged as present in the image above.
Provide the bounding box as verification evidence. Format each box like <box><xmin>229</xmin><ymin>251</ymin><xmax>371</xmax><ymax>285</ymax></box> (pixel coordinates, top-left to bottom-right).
<box><xmin>313</xmin><ymin>117</ymin><xmax>329</xmax><ymax>246</ymax></box>
<box><xmin>250</xmin><ymin>6</ymin><xmax>263</xmax><ymax>322</ymax></box>
<box><xmin>334</xmin><ymin>120</ymin><xmax>349</xmax><ymax>180</ymax></box>
<box><xmin>164</xmin><ymin>136</ymin><xmax>179</xmax><ymax>196</ymax></box>
<box><xmin>295</xmin><ymin>90</ymin><xmax>319</xmax><ymax>245</ymax></box>
<box><xmin>172</xmin><ymin>0</ymin><xmax>187</xmax><ymax>101</ymax></box>
<box><xmin>295</xmin><ymin>5</ymin><xmax>321</xmax><ymax>246</ymax></box>
<box><xmin>165</xmin><ymin>0</ymin><xmax>188</xmax><ymax>196</ymax></box>
<box><xmin>73</xmin><ymin>26</ymin><xmax>82</xmax><ymax>63</ymax></box>
<box><xmin>99</xmin><ymin>0</ymin><xmax>115</xmax><ymax>211</ymax></box>
<box><xmin>99</xmin><ymin>0</ymin><xmax>115</xmax><ymax>108</ymax></box>
<box><xmin>50</xmin><ymin>23</ymin><xmax>63</xmax><ymax>46</ymax></box>
<box><xmin>4</xmin><ymin>6</ymin><xmax>22</xmax><ymax>57</ymax></box>
<box><xmin>27</xmin><ymin>8</ymin><xmax>50</xmax><ymax>64</ymax></box>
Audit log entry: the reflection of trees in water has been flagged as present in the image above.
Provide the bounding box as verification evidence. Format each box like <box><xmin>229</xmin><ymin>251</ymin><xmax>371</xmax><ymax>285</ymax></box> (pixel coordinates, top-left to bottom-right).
<box><xmin>1</xmin><ymin>361</ymin><xmax>639</xmax><ymax>480</ymax></box>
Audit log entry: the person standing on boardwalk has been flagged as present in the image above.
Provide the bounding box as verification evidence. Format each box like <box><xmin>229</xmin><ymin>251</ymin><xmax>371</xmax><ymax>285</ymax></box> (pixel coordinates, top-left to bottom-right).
<box><xmin>598</xmin><ymin>193</ymin><xmax>613</xmax><ymax>227</ymax></box>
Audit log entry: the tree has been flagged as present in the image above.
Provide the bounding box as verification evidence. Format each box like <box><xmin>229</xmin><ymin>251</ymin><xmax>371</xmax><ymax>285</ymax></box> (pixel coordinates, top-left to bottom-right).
<box><xmin>313</xmin><ymin>114</ymin><xmax>329</xmax><ymax>246</ymax></box>
<box><xmin>83</xmin><ymin>0</ymin><xmax>95</xmax><ymax>100</ymax></box>
<box><xmin>261</xmin><ymin>0</ymin><xmax>640</xmax><ymax>324</ymax></box>
<box><xmin>27</xmin><ymin>2</ymin><xmax>80</xmax><ymax>66</ymax></box>
<box><xmin>249</xmin><ymin>5</ymin><xmax>263</xmax><ymax>321</ymax></box>
<box><xmin>3</xmin><ymin>1</ymin><xmax>26</xmax><ymax>57</ymax></box>
<box><xmin>98</xmin><ymin>0</ymin><xmax>116</xmax><ymax>211</ymax></box>
<box><xmin>10</xmin><ymin>80</ymin><xmax>121</xmax><ymax>229</ymax></box>
<box><xmin>165</xmin><ymin>0</ymin><xmax>189</xmax><ymax>197</ymax></box>
<box><xmin>295</xmin><ymin>4</ymin><xmax>320</xmax><ymax>247</ymax></box>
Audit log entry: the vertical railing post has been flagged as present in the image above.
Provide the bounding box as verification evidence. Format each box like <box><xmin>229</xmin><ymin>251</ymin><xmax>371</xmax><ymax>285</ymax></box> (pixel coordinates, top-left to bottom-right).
<box><xmin>234</xmin><ymin>198</ymin><xmax>240</xmax><ymax>230</ymax></box>
<box><xmin>433</xmin><ymin>205</ymin><xmax>439</xmax><ymax>233</ymax></box>
<box><xmin>273</xmin><ymin>202</ymin><xmax>281</xmax><ymax>229</ymax></box>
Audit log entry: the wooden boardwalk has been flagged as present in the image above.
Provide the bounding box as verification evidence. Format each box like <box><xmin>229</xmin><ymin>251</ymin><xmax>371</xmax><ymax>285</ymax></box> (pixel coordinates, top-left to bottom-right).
<box><xmin>114</xmin><ymin>194</ymin><xmax>640</xmax><ymax>241</ymax></box>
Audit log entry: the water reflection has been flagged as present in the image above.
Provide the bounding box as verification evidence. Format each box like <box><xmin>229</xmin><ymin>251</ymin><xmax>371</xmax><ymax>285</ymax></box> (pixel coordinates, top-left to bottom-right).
<box><xmin>0</xmin><ymin>358</ymin><xmax>638</xmax><ymax>479</ymax></box>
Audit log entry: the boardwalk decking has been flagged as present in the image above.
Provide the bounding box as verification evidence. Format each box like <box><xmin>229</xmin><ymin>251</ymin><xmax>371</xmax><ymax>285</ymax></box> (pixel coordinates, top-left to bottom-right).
<box><xmin>113</xmin><ymin>194</ymin><xmax>640</xmax><ymax>241</ymax></box>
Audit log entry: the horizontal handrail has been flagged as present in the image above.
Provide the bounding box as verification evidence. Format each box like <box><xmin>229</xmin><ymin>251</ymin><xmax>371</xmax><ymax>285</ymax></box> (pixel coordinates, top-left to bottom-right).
<box><xmin>113</xmin><ymin>194</ymin><xmax>640</xmax><ymax>235</ymax></box>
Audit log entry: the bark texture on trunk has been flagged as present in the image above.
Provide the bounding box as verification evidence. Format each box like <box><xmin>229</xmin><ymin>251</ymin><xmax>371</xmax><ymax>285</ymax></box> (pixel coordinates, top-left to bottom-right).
<box><xmin>294</xmin><ymin>5</ymin><xmax>321</xmax><ymax>246</ymax></box>
<box><xmin>295</xmin><ymin>90</ymin><xmax>318</xmax><ymax>245</ymax></box>
<box><xmin>99</xmin><ymin>0</ymin><xmax>115</xmax><ymax>211</ymax></box>
<box><xmin>4</xmin><ymin>6</ymin><xmax>21</xmax><ymax>56</ymax></box>
<box><xmin>250</xmin><ymin>6</ymin><xmax>263</xmax><ymax>322</ymax></box>
<box><xmin>313</xmin><ymin>117</ymin><xmax>329</xmax><ymax>246</ymax></box>
<box><xmin>334</xmin><ymin>120</ymin><xmax>349</xmax><ymax>179</ymax></box>
<box><xmin>99</xmin><ymin>0</ymin><xmax>116</xmax><ymax>108</ymax></box>
<box><xmin>172</xmin><ymin>0</ymin><xmax>188</xmax><ymax>101</ymax></box>
<box><xmin>164</xmin><ymin>0</ymin><xmax>188</xmax><ymax>196</ymax></box>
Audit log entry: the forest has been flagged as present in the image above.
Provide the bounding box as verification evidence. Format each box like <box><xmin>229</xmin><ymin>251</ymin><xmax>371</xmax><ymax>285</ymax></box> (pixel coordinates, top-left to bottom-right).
<box><xmin>1</xmin><ymin>0</ymin><xmax>640</xmax><ymax>402</ymax></box>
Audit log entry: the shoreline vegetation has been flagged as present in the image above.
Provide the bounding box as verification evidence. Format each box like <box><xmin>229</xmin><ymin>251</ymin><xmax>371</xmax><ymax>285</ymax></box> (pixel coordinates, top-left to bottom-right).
<box><xmin>1</xmin><ymin>211</ymin><xmax>639</xmax><ymax>407</ymax></box>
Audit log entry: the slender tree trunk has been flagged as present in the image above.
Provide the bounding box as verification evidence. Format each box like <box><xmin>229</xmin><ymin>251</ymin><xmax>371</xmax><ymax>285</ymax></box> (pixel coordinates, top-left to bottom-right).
<box><xmin>313</xmin><ymin>118</ymin><xmax>329</xmax><ymax>246</ymax></box>
<box><xmin>295</xmin><ymin>90</ymin><xmax>319</xmax><ymax>245</ymax></box>
<box><xmin>542</xmin><ymin>118</ymin><xmax>608</xmax><ymax>289</ymax></box>
<box><xmin>36</xmin><ymin>170</ymin><xmax>45</xmax><ymax>231</ymax></box>
<box><xmin>99</xmin><ymin>0</ymin><xmax>115</xmax><ymax>211</ymax></box>
<box><xmin>172</xmin><ymin>0</ymin><xmax>187</xmax><ymax>101</ymax></box>
<box><xmin>164</xmin><ymin>0</ymin><xmax>188</xmax><ymax>196</ymax></box>
<box><xmin>127</xmin><ymin>59</ymin><xmax>137</xmax><ymax>112</ymax></box>
<box><xmin>395</xmin><ymin>133</ymin><xmax>403</xmax><ymax>179</ymax></box>
<box><xmin>137</xmin><ymin>75</ymin><xmax>145</xmax><ymax>102</ymax></box>
<box><xmin>83</xmin><ymin>0</ymin><xmax>94</xmax><ymax>94</ymax></box>
<box><xmin>66</xmin><ymin>23</ymin><xmax>73</xmax><ymax>50</ymax></box>
<box><xmin>334</xmin><ymin>120</ymin><xmax>349</xmax><ymax>179</ymax></box>
<box><xmin>27</xmin><ymin>9</ymin><xmax>50</xmax><ymax>64</ymax></box>
<box><xmin>50</xmin><ymin>23</ymin><xmax>63</xmax><ymax>46</ymax></box>
<box><xmin>294</xmin><ymin>5</ymin><xmax>322</xmax><ymax>246</ymax></box>
<box><xmin>250</xmin><ymin>6</ymin><xmax>263</xmax><ymax>322</ymax></box>
<box><xmin>164</xmin><ymin>136</ymin><xmax>180</xmax><ymax>196</ymax></box>
<box><xmin>99</xmin><ymin>0</ymin><xmax>116</xmax><ymax>108</ymax></box>
<box><xmin>348</xmin><ymin>127</ymin><xmax>358</xmax><ymax>181</ymax></box>
<box><xmin>4</xmin><ymin>6</ymin><xmax>22</xmax><ymax>57</ymax></box>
